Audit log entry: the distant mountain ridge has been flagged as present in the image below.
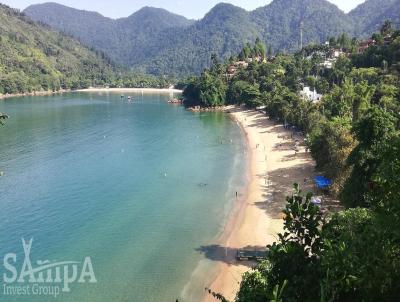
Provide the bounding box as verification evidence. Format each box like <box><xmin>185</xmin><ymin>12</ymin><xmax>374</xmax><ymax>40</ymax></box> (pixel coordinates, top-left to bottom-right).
<box><xmin>349</xmin><ymin>0</ymin><xmax>400</xmax><ymax>34</ymax></box>
<box><xmin>24</xmin><ymin>2</ymin><xmax>194</xmax><ymax>69</ymax></box>
<box><xmin>0</xmin><ymin>3</ymin><xmax>115</xmax><ymax>95</ymax></box>
<box><xmin>24</xmin><ymin>0</ymin><xmax>400</xmax><ymax>76</ymax></box>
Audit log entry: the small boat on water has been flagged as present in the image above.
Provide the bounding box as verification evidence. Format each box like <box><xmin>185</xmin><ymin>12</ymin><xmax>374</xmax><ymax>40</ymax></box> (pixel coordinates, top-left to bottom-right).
<box><xmin>236</xmin><ymin>249</ymin><xmax>267</xmax><ymax>261</ymax></box>
<box><xmin>127</xmin><ymin>96</ymin><xmax>132</xmax><ymax>100</ymax></box>
<box><xmin>168</xmin><ymin>98</ymin><xmax>182</xmax><ymax>104</ymax></box>
<box><xmin>121</xmin><ymin>95</ymin><xmax>124</xmax><ymax>98</ymax></box>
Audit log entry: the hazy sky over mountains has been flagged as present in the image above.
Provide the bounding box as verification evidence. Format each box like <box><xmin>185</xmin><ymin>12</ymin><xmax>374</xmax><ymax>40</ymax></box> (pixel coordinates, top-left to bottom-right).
<box><xmin>4</xmin><ymin>0</ymin><xmax>366</xmax><ymax>19</ymax></box>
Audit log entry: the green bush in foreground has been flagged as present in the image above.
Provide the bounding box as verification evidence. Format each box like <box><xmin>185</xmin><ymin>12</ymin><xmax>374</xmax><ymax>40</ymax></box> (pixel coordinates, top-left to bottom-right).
<box><xmin>233</xmin><ymin>185</ymin><xmax>400</xmax><ymax>302</ymax></box>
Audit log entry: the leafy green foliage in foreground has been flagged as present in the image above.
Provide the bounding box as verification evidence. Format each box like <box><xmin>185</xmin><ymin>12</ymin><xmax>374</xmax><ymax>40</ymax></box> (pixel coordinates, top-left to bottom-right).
<box><xmin>234</xmin><ymin>183</ymin><xmax>400</xmax><ymax>302</ymax></box>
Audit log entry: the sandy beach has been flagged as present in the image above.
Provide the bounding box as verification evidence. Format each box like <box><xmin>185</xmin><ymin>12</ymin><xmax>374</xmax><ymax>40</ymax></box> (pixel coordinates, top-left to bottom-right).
<box><xmin>76</xmin><ymin>87</ymin><xmax>183</xmax><ymax>94</ymax></box>
<box><xmin>0</xmin><ymin>87</ymin><xmax>182</xmax><ymax>100</ymax></box>
<box><xmin>204</xmin><ymin>107</ymin><xmax>316</xmax><ymax>301</ymax></box>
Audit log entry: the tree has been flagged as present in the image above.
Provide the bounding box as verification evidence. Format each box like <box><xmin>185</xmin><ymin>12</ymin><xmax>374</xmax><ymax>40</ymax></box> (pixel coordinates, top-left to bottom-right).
<box><xmin>329</xmin><ymin>36</ymin><xmax>337</xmax><ymax>47</ymax></box>
<box><xmin>268</xmin><ymin>45</ymin><xmax>273</xmax><ymax>57</ymax></box>
<box><xmin>380</xmin><ymin>20</ymin><xmax>393</xmax><ymax>36</ymax></box>
<box><xmin>352</xmin><ymin>80</ymin><xmax>375</xmax><ymax>122</ymax></box>
<box><xmin>338</xmin><ymin>33</ymin><xmax>351</xmax><ymax>49</ymax></box>
<box><xmin>369</xmin><ymin>135</ymin><xmax>400</xmax><ymax>214</ymax></box>
<box><xmin>236</xmin><ymin>184</ymin><xmax>400</xmax><ymax>302</ymax></box>
<box><xmin>321</xmin><ymin>81</ymin><xmax>354</xmax><ymax>119</ymax></box>
<box><xmin>331</xmin><ymin>56</ymin><xmax>353</xmax><ymax>85</ymax></box>
<box><xmin>236</xmin><ymin>185</ymin><xmax>324</xmax><ymax>302</ymax></box>
<box><xmin>254</xmin><ymin>38</ymin><xmax>266</xmax><ymax>59</ymax></box>
<box><xmin>309</xmin><ymin>117</ymin><xmax>355</xmax><ymax>194</ymax></box>
<box><xmin>239</xmin><ymin>43</ymin><xmax>252</xmax><ymax>61</ymax></box>
<box><xmin>340</xmin><ymin>107</ymin><xmax>397</xmax><ymax>208</ymax></box>
<box><xmin>199</xmin><ymin>72</ymin><xmax>227</xmax><ymax>107</ymax></box>
<box><xmin>228</xmin><ymin>80</ymin><xmax>260</xmax><ymax>106</ymax></box>
<box><xmin>322</xmin><ymin>206</ymin><xmax>400</xmax><ymax>301</ymax></box>
<box><xmin>0</xmin><ymin>113</ymin><xmax>9</xmax><ymax>125</ymax></box>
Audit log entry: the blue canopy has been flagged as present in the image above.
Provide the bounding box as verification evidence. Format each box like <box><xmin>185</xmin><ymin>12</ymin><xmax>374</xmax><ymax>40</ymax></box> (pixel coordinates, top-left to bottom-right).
<box><xmin>314</xmin><ymin>176</ymin><xmax>332</xmax><ymax>189</ymax></box>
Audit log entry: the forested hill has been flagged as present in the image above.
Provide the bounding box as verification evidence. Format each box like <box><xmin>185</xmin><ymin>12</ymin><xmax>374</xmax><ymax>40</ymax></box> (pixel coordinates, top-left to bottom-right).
<box><xmin>24</xmin><ymin>0</ymin><xmax>400</xmax><ymax>76</ymax></box>
<box><xmin>0</xmin><ymin>4</ymin><xmax>115</xmax><ymax>94</ymax></box>
<box><xmin>251</xmin><ymin>0</ymin><xmax>354</xmax><ymax>52</ymax></box>
<box><xmin>24</xmin><ymin>3</ymin><xmax>194</xmax><ymax>69</ymax></box>
<box><xmin>349</xmin><ymin>0</ymin><xmax>400</xmax><ymax>34</ymax></box>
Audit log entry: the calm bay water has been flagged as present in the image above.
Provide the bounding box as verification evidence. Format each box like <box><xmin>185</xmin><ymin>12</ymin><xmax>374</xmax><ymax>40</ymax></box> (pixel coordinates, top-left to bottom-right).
<box><xmin>0</xmin><ymin>92</ymin><xmax>247</xmax><ymax>302</ymax></box>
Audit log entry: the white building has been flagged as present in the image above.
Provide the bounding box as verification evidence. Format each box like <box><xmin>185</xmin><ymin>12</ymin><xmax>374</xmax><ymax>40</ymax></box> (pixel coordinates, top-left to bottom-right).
<box><xmin>320</xmin><ymin>59</ymin><xmax>333</xmax><ymax>69</ymax></box>
<box><xmin>300</xmin><ymin>86</ymin><xmax>322</xmax><ymax>103</ymax></box>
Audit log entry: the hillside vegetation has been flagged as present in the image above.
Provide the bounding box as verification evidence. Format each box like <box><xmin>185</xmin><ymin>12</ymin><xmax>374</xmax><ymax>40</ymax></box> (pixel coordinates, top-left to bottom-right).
<box><xmin>0</xmin><ymin>4</ymin><xmax>175</xmax><ymax>95</ymax></box>
<box><xmin>185</xmin><ymin>22</ymin><xmax>400</xmax><ymax>302</ymax></box>
<box><xmin>25</xmin><ymin>0</ymin><xmax>400</xmax><ymax>76</ymax></box>
<box><xmin>0</xmin><ymin>4</ymin><xmax>116</xmax><ymax>94</ymax></box>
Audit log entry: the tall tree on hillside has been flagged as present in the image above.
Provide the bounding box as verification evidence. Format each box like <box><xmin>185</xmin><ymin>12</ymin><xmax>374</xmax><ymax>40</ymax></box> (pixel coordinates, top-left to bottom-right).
<box><xmin>309</xmin><ymin>117</ymin><xmax>355</xmax><ymax>194</ymax></box>
<box><xmin>340</xmin><ymin>107</ymin><xmax>397</xmax><ymax>208</ymax></box>
<box><xmin>254</xmin><ymin>38</ymin><xmax>266</xmax><ymax>59</ymax></box>
<box><xmin>352</xmin><ymin>80</ymin><xmax>376</xmax><ymax>122</ymax></box>
<box><xmin>380</xmin><ymin>20</ymin><xmax>393</xmax><ymax>36</ymax></box>
<box><xmin>268</xmin><ymin>45</ymin><xmax>273</xmax><ymax>57</ymax></box>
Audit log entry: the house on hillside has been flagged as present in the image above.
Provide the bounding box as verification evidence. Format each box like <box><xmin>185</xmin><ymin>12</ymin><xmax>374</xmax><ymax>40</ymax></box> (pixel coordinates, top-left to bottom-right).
<box><xmin>384</xmin><ymin>34</ymin><xmax>393</xmax><ymax>45</ymax></box>
<box><xmin>320</xmin><ymin>59</ymin><xmax>334</xmax><ymax>69</ymax></box>
<box><xmin>300</xmin><ymin>86</ymin><xmax>322</xmax><ymax>103</ymax></box>
<box><xmin>227</xmin><ymin>65</ymin><xmax>237</xmax><ymax>74</ymax></box>
<box><xmin>236</xmin><ymin>61</ymin><xmax>249</xmax><ymax>68</ymax></box>
<box><xmin>250</xmin><ymin>56</ymin><xmax>267</xmax><ymax>63</ymax></box>
<box><xmin>305</xmin><ymin>50</ymin><xmax>326</xmax><ymax>61</ymax></box>
<box><xmin>357</xmin><ymin>39</ymin><xmax>376</xmax><ymax>54</ymax></box>
<box><xmin>226</xmin><ymin>65</ymin><xmax>238</xmax><ymax>79</ymax></box>
<box><xmin>317</xmin><ymin>48</ymin><xmax>345</xmax><ymax>69</ymax></box>
<box><xmin>330</xmin><ymin>48</ymin><xmax>343</xmax><ymax>58</ymax></box>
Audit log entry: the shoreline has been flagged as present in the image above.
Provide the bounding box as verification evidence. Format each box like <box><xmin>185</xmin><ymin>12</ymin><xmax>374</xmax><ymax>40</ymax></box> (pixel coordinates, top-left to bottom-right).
<box><xmin>0</xmin><ymin>89</ymin><xmax>71</xmax><ymax>100</ymax></box>
<box><xmin>203</xmin><ymin>107</ymin><xmax>316</xmax><ymax>301</ymax></box>
<box><xmin>0</xmin><ymin>87</ymin><xmax>182</xmax><ymax>100</ymax></box>
<box><xmin>76</xmin><ymin>87</ymin><xmax>183</xmax><ymax>93</ymax></box>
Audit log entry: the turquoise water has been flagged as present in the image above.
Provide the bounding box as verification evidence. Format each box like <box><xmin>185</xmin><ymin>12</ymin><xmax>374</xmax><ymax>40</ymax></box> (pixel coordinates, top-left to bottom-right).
<box><xmin>0</xmin><ymin>92</ymin><xmax>247</xmax><ymax>302</ymax></box>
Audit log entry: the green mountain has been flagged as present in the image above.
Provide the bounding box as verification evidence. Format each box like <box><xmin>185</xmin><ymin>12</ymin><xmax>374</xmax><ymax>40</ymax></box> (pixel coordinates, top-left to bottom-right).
<box><xmin>0</xmin><ymin>4</ymin><xmax>115</xmax><ymax>94</ymax></box>
<box><xmin>349</xmin><ymin>0</ymin><xmax>400</xmax><ymax>35</ymax></box>
<box><xmin>251</xmin><ymin>0</ymin><xmax>354</xmax><ymax>52</ymax></box>
<box><xmin>136</xmin><ymin>3</ymin><xmax>260</xmax><ymax>75</ymax></box>
<box><xmin>24</xmin><ymin>3</ymin><xmax>194</xmax><ymax>68</ymax></box>
<box><xmin>24</xmin><ymin>0</ymin><xmax>400</xmax><ymax>76</ymax></box>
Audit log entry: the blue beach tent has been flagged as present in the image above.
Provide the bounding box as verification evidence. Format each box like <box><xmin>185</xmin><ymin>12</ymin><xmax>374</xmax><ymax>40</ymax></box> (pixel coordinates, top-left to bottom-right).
<box><xmin>314</xmin><ymin>176</ymin><xmax>332</xmax><ymax>189</ymax></box>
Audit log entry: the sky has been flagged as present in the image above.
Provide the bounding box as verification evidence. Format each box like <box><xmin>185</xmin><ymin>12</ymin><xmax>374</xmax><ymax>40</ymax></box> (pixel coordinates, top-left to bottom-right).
<box><xmin>2</xmin><ymin>0</ymin><xmax>367</xmax><ymax>19</ymax></box>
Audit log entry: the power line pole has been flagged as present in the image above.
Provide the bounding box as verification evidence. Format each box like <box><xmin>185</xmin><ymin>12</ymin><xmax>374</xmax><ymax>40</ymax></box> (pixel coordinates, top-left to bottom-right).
<box><xmin>300</xmin><ymin>21</ymin><xmax>304</xmax><ymax>50</ymax></box>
